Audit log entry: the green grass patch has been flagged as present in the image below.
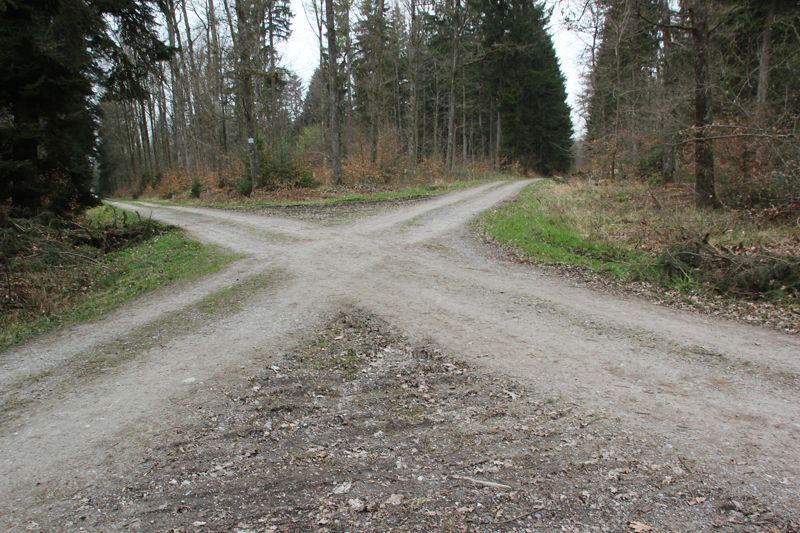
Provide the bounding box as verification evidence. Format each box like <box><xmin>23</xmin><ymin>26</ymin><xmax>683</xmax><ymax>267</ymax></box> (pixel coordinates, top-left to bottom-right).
<box><xmin>1</xmin><ymin>213</ymin><xmax>238</xmax><ymax>352</ymax></box>
<box><xmin>477</xmin><ymin>181</ymin><xmax>651</xmax><ymax>278</ymax></box>
<box><xmin>478</xmin><ymin>178</ymin><xmax>800</xmax><ymax>308</ymax></box>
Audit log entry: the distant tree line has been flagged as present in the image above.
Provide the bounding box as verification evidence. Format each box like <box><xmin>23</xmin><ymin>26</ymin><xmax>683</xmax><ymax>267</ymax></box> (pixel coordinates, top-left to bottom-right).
<box><xmin>2</xmin><ymin>0</ymin><xmax>575</xmax><ymax>213</ymax></box>
<box><xmin>5</xmin><ymin>0</ymin><xmax>799</xmax><ymax>215</ymax></box>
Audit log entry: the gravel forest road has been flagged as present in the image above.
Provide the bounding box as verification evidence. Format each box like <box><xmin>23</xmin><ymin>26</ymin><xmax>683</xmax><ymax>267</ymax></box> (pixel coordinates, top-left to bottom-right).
<box><xmin>1</xmin><ymin>180</ymin><xmax>798</xmax><ymax>530</ymax></box>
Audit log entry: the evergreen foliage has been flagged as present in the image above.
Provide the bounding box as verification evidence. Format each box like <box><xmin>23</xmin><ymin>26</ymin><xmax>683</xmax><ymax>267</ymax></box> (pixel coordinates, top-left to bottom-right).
<box><xmin>474</xmin><ymin>0</ymin><xmax>573</xmax><ymax>174</ymax></box>
<box><xmin>0</xmin><ymin>0</ymin><xmax>170</xmax><ymax>216</ymax></box>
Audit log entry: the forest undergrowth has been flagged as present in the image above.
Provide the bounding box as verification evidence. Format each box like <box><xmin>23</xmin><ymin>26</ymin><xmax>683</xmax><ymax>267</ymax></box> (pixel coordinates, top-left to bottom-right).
<box><xmin>477</xmin><ymin>179</ymin><xmax>800</xmax><ymax>334</ymax></box>
<box><xmin>0</xmin><ymin>205</ymin><xmax>236</xmax><ymax>352</ymax></box>
<box><xmin>122</xmin><ymin>148</ymin><xmax>513</xmax><ymax>207</ymax></box>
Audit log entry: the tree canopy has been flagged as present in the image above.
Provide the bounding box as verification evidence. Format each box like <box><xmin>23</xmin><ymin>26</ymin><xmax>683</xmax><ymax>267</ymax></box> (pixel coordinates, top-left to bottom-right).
<box><xmin>0</xmin><ymin>0</ymin><xmax>170</xmax><ymax>215</ymax></box>
<box><xmin>476</xmin><ymin>0</ymin><xmax>574</xmax><ymax>174</ymax></box>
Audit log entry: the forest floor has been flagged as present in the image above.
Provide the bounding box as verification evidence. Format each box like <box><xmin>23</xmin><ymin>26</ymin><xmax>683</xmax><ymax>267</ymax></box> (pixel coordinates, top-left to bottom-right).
<box><xmin>1</xmin><ymin>180</ymin><xmax>798</xmax><ymax>532</ymax></box>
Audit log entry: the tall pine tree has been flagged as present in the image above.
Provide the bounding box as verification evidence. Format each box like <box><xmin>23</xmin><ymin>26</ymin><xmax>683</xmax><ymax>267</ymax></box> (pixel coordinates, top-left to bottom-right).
<box><xmin>475</xmin><ymin>0</ymin><xmax>573</xmax><ymax>174</ymax></box>
<box><xmin>0</xmin><ymin>0</ymin><xmax>169</xmax><ymax>215</ymax></box>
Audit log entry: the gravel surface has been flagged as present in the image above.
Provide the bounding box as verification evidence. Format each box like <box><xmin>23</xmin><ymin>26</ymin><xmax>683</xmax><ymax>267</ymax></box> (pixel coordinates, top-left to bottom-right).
<box><xmin>1</xmin><ymin>180</ymin><xmax>798</xmax><ymax>532</ymax></box>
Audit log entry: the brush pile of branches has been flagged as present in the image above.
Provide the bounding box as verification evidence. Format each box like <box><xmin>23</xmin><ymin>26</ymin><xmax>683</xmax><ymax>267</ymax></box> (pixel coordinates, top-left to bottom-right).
<box><xmin>1</xmin><ymin>206</ymin><xmax>170</xmax><ymax>310</ymax></box>
<box><xmin>657</xmin><ymin>234</ymin><xmax>800</xmax><ymax>300</ymax></box>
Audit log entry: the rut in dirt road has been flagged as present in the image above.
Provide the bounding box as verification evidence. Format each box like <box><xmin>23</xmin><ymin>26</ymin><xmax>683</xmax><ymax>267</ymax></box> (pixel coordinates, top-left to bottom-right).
<box><xmin>1</xmin><ymin>180</ymin><xmax>798</xmax><ymax>529</ymax></box>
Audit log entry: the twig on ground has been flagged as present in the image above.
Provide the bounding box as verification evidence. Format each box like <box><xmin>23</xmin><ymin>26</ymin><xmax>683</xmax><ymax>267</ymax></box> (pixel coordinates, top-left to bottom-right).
<box><xmin>451</xmin><ymin>475</ymin><xmax>512</xmax><ymax>490</ymax></box>
<box><xmin>59</xmin><ymin>251</ymin><xmax>101</xmax><ymax>265</ymax></box>
<box><xmin>493</xmin><ymin>506</ymin><xmax>546</xmax><ymax>525</ymax></box>
<box><xmin>649</xmin><ymin>191</ymin><xmax>662</xmax><ymax>210</ymax></box>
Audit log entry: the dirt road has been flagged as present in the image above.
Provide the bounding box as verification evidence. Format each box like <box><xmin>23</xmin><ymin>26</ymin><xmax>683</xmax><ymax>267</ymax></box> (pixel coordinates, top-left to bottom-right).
<box><xmin>1</xmin><ymin>180</ymin><xmax>798</xmax><ymax>531</ymax></box>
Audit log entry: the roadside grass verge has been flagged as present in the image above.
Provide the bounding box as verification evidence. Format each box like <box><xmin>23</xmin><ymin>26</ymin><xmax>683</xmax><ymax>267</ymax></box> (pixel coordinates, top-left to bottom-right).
<box><xmin>1</xmin><ymin>205</ymin><xmax>238</xmax><ymax>352</ymax></box>
<box><xmin>477</xmin><ymin>179</ymin><xmax>800</xmax><ymax>332</ymax></box>
<box><xmin>476</xmin><ymin>180</ymin><xmax>653</xmax><ymax>278</ymax></box>
<box><xmin>119</xmin><ymin>176</ymin><xmax>512</xmax><ymax>209</ymax></box>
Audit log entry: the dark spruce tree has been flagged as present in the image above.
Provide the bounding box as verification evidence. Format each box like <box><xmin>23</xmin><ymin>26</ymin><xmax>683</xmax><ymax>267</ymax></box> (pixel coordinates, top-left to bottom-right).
<box><xmin>0</xmin><ymin>0</ymin><xmax>170</xmax><ymax>216</ymax></box>
<box><xmin>474</xmin><ymin>0</ymin><xmax>573</xmax><ymax>175</ymax></box>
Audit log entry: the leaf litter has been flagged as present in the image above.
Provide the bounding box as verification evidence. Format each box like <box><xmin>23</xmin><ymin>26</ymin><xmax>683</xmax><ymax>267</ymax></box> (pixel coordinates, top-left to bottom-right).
<box><xmin>51</xmin><ymin>308</ymin><xmax>798</xmax><ymax>532</ymax></box>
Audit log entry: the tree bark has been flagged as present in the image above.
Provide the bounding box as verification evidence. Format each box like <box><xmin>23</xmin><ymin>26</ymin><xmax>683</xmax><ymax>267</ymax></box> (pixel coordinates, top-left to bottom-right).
<box><xmin>138</xmin><ymin>100</ymin><xmax>154</xmax><ymax>174</ymax></box>
<box><xmin>163</xmin><ymin>1</ymin><xmax>191</xmax><ymax>168</ymax></box>
<box><xmin>659</xmin><ymin>0</ymin><xmax>676</xmax><ymax>185</ymax></box>
<box><xmin>207</xmin><ymin>0</ymin><xmax>226</xmax><ymax>159</ymax></box>
<box><xmin>326</xmin><ymin>0</ymin><xmax>341</xmax><ymax>184</ymax></box>
<box><xmin>181</xmin><ymin>0</ymin><xmax>203</xmax><ymax>159</ymax></box>
<box><xmin>158</xmin><ymin>67</ymin><xmax>174</xmax><ymax>168</ymax></box>
<box><xmin>495</xmin><ymin>106</ymin><xmax>501</xmax><ymax>171</ymax></box>
<box><xmin>445</xmin><ymin>0</ymin><xmax>459</xmax><ymax>170</ymax></box>
<box><xmin>756</xmin><ymin>0</ymin><xmax>776</xmax><ymax>114</ymax></box>
<box><xmin>689</xmin><ymin>0</ymin><xmax>720</xmax><ymax>208</ymax></box>
<box><xmin>234</xmin><ymin>0</ymin><xmax>260</xmax><ymax>193</ymax></box>
<box><xmin>407</xmin><ymin>0</ymin><xmax>418</xmax><ymax>163</ymax></box>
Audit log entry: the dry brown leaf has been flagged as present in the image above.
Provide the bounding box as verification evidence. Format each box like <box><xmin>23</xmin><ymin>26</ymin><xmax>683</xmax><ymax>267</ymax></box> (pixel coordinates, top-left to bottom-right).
<box><xmin>687</xmin><ymin>496</ymin><xmax>708</xmax><ymax>506</ymax></box>
<box><xmin>628</xmin><ymin>521</ymin><xmax>654</xmax><ymax>532</ymax></box>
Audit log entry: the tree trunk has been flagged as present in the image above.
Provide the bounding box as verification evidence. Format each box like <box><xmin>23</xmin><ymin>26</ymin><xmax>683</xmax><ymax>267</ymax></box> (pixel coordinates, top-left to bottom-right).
<box><xmin>163</xmin><ymin>1</ymin><xmax>191</xmax><ymax>168</ymax></box>
<box><xmin>445</xmin><ymin>0</ymin><xmax>459</xmax><ymax>170</ymax></box>
<box><xmin>269</xmin><ymin>5</ymin><xmax>277</xmax><ymax>140</ymax></box>
<box><xmin>182</xmin><ymin>0</ymin><xmax>209</xmax><ymax>168</ymax></box>
<box><xmin>689</xmin><ymin>0</ymin><xmax>720</xmax><ymax>208</ymax></box>
<box><xmin>756</xmin><ymin>0</ymin><xmax>776</xmax><ymax>114</ymax></box>
<box><xmin>407</xmin><ymin>0</ymin><xmax>418</xmax><ymax>163</ymax></box>
<box><xmin>343</xmin><ymin>0</ymin><xmax>353</xmax><ymax>154</ymax></box>
<box><xmin>147</xmin><ymin>96</ymin><xmax>160</xmax><ymax>172</ymax></box>
<box><xmin>158</xmin><ymin>68</ymin><xmax>174</xmax><ymax>167</ymax></box>
<box><xmin>495</xmin><ymin>107</ymin><xmax>501</xmax><ymax>171</ymax></box>
<box><xmin>433</xmin><ymin>78</ymin><xmax>440</xmax><ymax>162</ymax></box>
<box><xmin>234</xmin><ymin>0</ymin><xmax>260</xmax><ymax>193</ymax></box>
<box><xmin>461</xmin><ymin>81</ymin><xmax>467</xmax><ymax>164</ymax></box>
<box><xmin>659</xmin><ymin>0</ymin><xmax>676</xmax><ymax>185</ymax></box>
<box><xmin>326</xmin><ymin>0</ymin><xmax>341</xmax><ymax>184</ymax></box>
<box><xmin>138</xmin><ymin>100</ymin><xmax>154</xmax><ymax>174</ymax></box>
<box><xmin>207</xmin><ymin>0</ymin><xmax>226</xmax><ymax>159</ymax></box>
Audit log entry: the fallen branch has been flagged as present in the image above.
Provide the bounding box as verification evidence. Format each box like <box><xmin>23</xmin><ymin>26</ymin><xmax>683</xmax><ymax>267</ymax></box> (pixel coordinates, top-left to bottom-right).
<box><xmin>493</xmin><ymin>505</ymin><xmax>546</xmax><ymax>525</ymax></box>
<box><xmin>649</xmin><ymin>191</ymin><xmax>662</xmax><ymax>210</ymax></box>
<box><xmin>451</xmin><ymin>475</ymin><xmax>512</xmax><ymax>490</ymax></box>
<box><xmin>59</xmin><ymin>251</ymin><xmax>101</xmax><ymax>265</ymax></box>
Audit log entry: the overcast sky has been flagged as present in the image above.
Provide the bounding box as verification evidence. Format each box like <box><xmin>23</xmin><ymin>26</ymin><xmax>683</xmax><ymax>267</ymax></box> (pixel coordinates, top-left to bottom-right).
<box><xmin>275</xmin><ymin>0</ymin><xmax>587</xmax><ymax>132</ymax></box>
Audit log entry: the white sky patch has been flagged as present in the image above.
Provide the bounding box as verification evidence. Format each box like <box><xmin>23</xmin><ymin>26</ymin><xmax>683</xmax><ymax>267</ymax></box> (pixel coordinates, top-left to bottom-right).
<box><xmin>277</xmin><ymin>0</ymin><xmax>588</xmax><ymax>133</ymax></box>
<box><xmin>277</xmin><ymin>0</ymin><xmax>322</xmax><ymax>84</ymax></box>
